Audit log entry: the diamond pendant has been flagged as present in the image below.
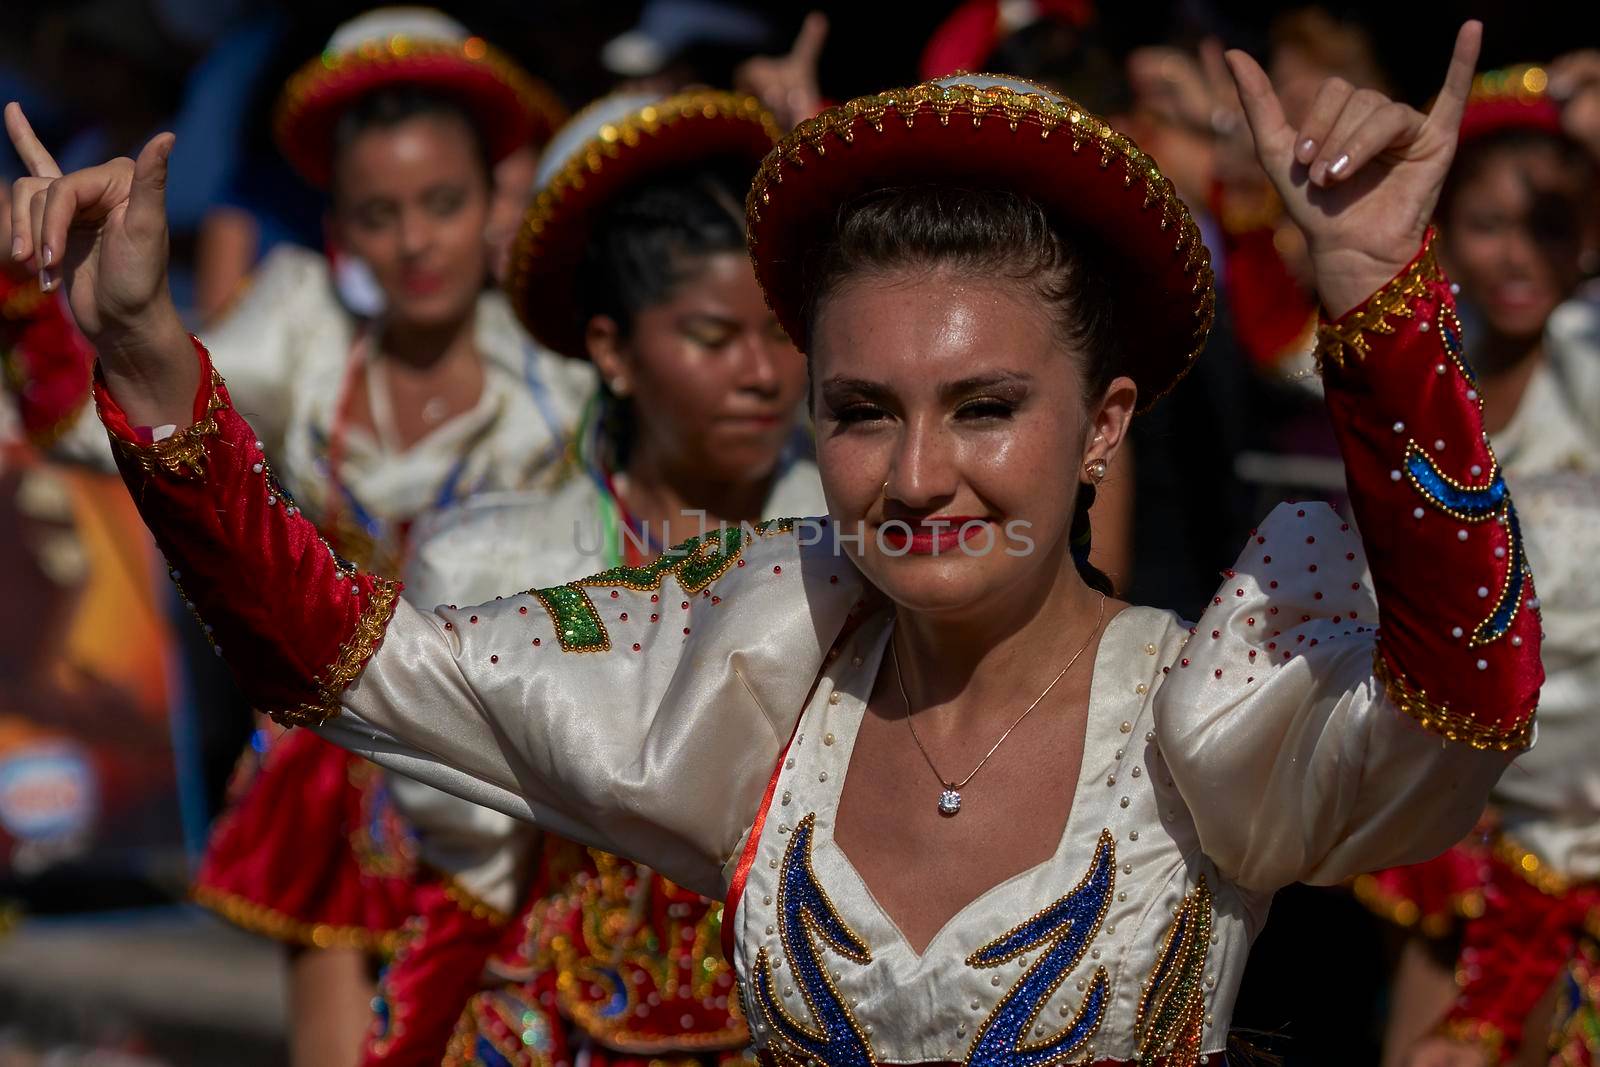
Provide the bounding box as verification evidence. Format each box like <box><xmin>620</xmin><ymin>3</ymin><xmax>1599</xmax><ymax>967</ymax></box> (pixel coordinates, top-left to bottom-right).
<box><xmin>938</xmin><ymin>788</ymin><xmax>962</xmax><ymax>816</ymax></box>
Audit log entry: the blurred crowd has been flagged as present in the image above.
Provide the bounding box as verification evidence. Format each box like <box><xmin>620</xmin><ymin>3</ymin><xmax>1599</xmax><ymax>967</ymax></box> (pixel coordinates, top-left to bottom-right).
<box><xmin>1</xmin><ymin>1</ymin><xmax>1598</xmax><ymax>1065</ymax></box>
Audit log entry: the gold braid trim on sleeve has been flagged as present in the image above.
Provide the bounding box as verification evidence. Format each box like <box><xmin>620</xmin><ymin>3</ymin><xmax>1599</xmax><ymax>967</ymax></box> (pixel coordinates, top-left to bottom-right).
<box><xmin>271</xmin><ymin>577</ymin><xmax>401</xmax><ymax>728</ymax></box>
<box><xmin>1435</xmin><ymin>1017</ymin><xmax>1505</xmax><ymax>1063</ymax></box>
<box><xmin>1314</xmin><ymin>232</ymin><xmax>1443</xmax><ymax>371</ymax></box>
<box><xmin>106</xmin><ymin>364</ymin><xmax>227</xmax><ymax>481</ymax></box>
<box><xmin>439</xmin><ymin>872</ymin><xmax>511</xmax><ymax>925</ymax></box>
<box><xmin>1373</xmin><ymin>648</ymin><xmax>1534</xmax><ymax>753</ymax></box>
<box><xmin>191</xmin><ymin>883</ymin><xmax>403</xmax><ymax>954</ymax></box>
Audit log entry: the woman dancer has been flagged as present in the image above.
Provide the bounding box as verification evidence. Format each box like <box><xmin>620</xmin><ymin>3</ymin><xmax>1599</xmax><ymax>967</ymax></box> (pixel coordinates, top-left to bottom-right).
<box><xmin>10</xmin><ymin>20</ymin><xmax>1542</xmax><ymax>1065</ymax></box>
<box><xmin>382</xmin><ymin>90</ymin><xmax>820</xmax><ymax>1065</ymax></box>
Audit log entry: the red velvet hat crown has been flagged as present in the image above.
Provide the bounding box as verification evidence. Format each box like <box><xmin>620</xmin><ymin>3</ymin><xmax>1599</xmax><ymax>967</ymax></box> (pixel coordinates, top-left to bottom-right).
<box><xmin>275</xmin><ymin>7</ymin><xmax>567</xmax><ymax>188</ymax></box>
<box><xmin>506</xmin><ymin>90</ymin><xmax>780</xmax><ymax>360</ymax></box>
<box><xmin>745</xmin><ymin>74</ymin><xmax>1215</xmax><ymax>413</ymax></box>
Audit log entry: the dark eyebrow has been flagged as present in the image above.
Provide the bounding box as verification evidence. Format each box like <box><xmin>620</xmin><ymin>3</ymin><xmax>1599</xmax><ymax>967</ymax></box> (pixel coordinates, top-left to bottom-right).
<box><xmin>938</xmin><ymin>371</ymin><xmax>1033</xmax><ymax>403</ymax></box>
<box><xmin>819</xmin><ymin>376</ymin><xmax>894</xmax><ymax>405</ymax></box>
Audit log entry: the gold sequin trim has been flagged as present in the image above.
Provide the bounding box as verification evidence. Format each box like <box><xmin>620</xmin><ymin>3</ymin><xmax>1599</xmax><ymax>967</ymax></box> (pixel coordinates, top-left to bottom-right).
<box><xmin>1314</xmin><ymin>233</ymin><xmax>1442</xmax><ymax>370</ymax></box>
<box><xmin>1436</xmin><ymin>1017</ymin><xmax>1505</xmax><ymax>1062</ymax></box>
<box><xmin>272</xmin><ymin>577</ymin><xmax>401</xmax><ymax>727</ymax></box>
<box><xmin>745</xmin><ymin>79</ymin><xmax>1215</xmax><ymax>413</ymax></box>
<box><xmin>1493</xmin><ymin>833</ymin><xmax>1571</xmax><ymax>897</ymax></box>
<box><xmin>1350</xmin><ymin>873</ymin><xmax>1484</xmax><ymax>938</ymax></box>
<box><xmin>191</xmin><ymin>883</ymin><xmax>402</xmax><ymax>954</ymax></box>
<box><xmin>1373</xmin><ymin>648</ymin><xmax>1533</xmax><ymax>752</ymax></box>
<box><xmin>106</xmin><ymin>365</ymin><xmax>226</xmax><ymax>481</ymax></box>
<box><xmin>507</xmin><ymin>90</ymin><xmax>780</xmax><ymax>334</ymax></box>
<box><xmin>276</xmin><ymin>37</ymin><xmax>566</xmax><ymax>160</ymax></box>
<box><xmin>1135</xmin><ymin>877</ymin><xmax>1212</xmax><ymax>1064</ymax></box>
<box><xmin>439</xmin><ymin>874</ymin><xmax>510</xmax><ymax>925</ymax></box>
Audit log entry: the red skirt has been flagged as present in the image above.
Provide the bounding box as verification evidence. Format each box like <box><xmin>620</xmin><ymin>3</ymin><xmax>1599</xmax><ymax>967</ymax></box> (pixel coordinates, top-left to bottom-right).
<box><xmin>194</xmin><ymin>727</ymin><xmax>418</xmax><ymax>953</ymax></box>
<box><xmin>1353</xmin><ymin>816</ymin><xmax>1496</xmax><ymax>938</ymax></box>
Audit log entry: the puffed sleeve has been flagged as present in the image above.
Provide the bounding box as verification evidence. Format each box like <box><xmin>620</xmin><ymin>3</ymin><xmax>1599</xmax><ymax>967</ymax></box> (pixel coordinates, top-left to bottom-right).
<box><xmin>1156</xmin><ymin>232</ymin><xmax>1542</xmax><ymax>893</ymax></box>
<box><xmin>92</xmin><ymin>341</ymin><xmax>860</xmax><ymax>898</ymax></box>
<box><xmin>378</xmin><ymin>490</ymin><xmax>597</xmax><ymax>913</ymax></box>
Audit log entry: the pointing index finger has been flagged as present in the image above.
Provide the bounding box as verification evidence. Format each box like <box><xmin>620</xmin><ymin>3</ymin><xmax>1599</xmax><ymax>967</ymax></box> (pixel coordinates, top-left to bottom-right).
<box><xmin>5</xmin><ymin>103</ymin><xmax>63</xmax><ymax>180</ymax></box>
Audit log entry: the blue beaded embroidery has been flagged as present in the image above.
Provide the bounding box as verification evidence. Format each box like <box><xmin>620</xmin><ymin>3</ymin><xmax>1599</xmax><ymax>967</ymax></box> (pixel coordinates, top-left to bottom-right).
<box><xmin>750</xmin><ymin>813</ymin><xmax>875</xmax><ymax>1067</ymax></box>
<box><xmin>963</xmin><ymin>830</ymin><xmax>1115</xmax><ymax>1067</ymax></box>
<box><xmin>1402</xmin><ymin>443</ymin><xmax>1528</xmax><ymax>646</ymax></box>
<box><xmin>1403</xmin><ymin>445</ymin><xmax>1507</xmax><ymax>518</ymax></box>
<box><xmin>474</xmin><ymin>1035</ymin><xmax>514</xmax><ymax>1067</ymax></box>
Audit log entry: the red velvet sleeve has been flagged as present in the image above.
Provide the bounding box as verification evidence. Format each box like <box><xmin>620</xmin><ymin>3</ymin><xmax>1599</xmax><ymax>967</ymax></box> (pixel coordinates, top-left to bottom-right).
<box><xmin>93</xmin><ymin>336</ymin><xmax>400</xmax><ymax>727</ymax></box>
<box><xmin>0</xmin><ymin>272</ymin><xmax>95</xmax><ymax>446</ymax></box>
<box><xmin>1318</xmin><ymin>229</ymin><xmax>1541</xmax><ymax>751</ymax></box>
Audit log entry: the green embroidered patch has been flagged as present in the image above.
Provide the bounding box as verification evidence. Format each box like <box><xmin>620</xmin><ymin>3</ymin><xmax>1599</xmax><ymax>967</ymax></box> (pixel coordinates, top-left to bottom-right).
<box><xmin>529</xmin><ymin>521</ymin><xmax>807</xmax><ymax>653</ymax></box>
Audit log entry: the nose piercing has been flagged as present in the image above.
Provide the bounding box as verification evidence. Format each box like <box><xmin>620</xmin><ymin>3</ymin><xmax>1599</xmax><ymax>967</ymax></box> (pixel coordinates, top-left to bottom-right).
<box><xmin>881</xmin><ymin>480</ymin><xmax>890</xmax><ymax>500</ymax></box>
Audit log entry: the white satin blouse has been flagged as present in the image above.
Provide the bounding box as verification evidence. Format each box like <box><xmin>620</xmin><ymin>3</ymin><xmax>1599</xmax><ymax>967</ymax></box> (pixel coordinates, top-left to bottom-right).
<box><xmin>315</xmin><ymin>500</ymin><xmax>1506</xmax><ymax>1062</ymax></box>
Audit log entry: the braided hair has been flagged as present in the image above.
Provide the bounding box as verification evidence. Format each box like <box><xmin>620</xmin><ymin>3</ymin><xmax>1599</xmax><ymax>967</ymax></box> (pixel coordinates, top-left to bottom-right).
<box><xmin>801</xmin><ymin>184</ymin><xmax>1120</xmax><ymax>595</ymax></box>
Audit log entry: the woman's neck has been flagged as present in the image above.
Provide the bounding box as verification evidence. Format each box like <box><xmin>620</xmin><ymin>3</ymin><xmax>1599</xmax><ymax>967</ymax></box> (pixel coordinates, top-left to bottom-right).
<box><xmin>1474</xmin><ymin>331</ymin><xmax>1546</xmax><ymax>436</ymax></box>
<box><xmin>891</xmin><ymin>544</ymin><xmax>1107</xmax><ymax>724</ymax></box>
<box><xmin>376</xmin><ymin>309</ymin><xmax>479</xmax><ymax>372</ymax></box>
<box><xmin>616</xmin><ymin>450</ymin><xmax>779</xmax><ymax>547</ymax></box>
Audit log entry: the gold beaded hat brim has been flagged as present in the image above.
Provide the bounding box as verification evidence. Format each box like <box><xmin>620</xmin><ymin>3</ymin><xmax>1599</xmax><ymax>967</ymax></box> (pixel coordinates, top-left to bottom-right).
<box><xmin>506</xmin><ymin>90</ymin><xmax>781</xmax><ymax>360</ymax></box>
<box><xmin>1459</xmin><ymin>64</ymin><xmax>1563</xmax><ymax>144</ymax></box>
<box><xmin>745</xmin><ymin>75</ymin><xmax>1216</xmax><ymax>413</ymax></box>
<box><xmin>275</xmin><ymin>10</ymin><xmax>567</xmax><ymax>189</ymax></box>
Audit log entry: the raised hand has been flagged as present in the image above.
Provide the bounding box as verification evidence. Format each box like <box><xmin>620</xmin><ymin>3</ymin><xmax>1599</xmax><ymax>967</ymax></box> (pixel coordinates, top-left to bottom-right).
<box><xmin>1224</xmin><ymin>22</ymin><xmax>1481</xmax><ymax>317</ymax></box>
<box><xmin>734</xmin><ymin>12</ymin><xmax>828</xmax><ymax>130</ymax></box>
<box><xmin>6</xmin><ymin>103</ymin><xmax>195</xmax><ymax>425</ymax></box>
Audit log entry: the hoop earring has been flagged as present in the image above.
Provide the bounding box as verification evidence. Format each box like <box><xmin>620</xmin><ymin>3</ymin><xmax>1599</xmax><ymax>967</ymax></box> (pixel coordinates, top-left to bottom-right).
<box><xmin>881</xmin><ymin>480</ymin><xmax>890</xmax><ymax>500</ymax></box>
<box><xmin>1085</xmin><ymin>459</ymin><xmax>1107</xmax><ymax>485</ymax></box>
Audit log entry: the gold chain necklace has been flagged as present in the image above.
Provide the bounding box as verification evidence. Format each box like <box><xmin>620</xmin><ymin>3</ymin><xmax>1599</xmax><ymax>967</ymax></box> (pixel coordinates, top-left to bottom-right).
<box><xmin>892</xmin><ymin>593</ymin><xmax>1107</xmax><ymax>817</ymax></box>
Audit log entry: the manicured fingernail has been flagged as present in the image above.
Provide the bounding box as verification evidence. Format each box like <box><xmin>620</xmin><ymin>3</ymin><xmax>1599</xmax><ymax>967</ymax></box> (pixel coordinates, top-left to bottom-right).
<box><xmin>1310</xmin><ymin>160</ymin><xmax>1329</xmax><ymax>185</ymax></box>
<box><xmin>41</xmin><ymin>245</ymin><xmax>51</xmax><ymax>267</ymax></box>
<box><xmin>39</xmin><ymin>269</ymin><xmax>53</xmax><ymax>291</ymax></box>
<box><xmin>1328</xmin><ymin>153</ymin><xmax>1350</xmax><ymax>177</ymax></box>
<box><xmin>1296</xmin><ymin>138</ymin><xmax>1316</xmax><ymax>163</ymax></box>
<box><xmin>9</xmin><ymin>236</ymin><xmax>20</xmax><ymax>260</ymax></box>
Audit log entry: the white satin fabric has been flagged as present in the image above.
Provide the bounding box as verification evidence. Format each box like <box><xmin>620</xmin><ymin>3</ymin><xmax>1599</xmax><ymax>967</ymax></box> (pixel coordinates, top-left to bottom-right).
<box><xmin>385</xmin><ymin>459</ymin><xmax>825</xmax><ymax>910</ymax></box>
<box><xmin>1489</xmin><ymin>470</ymin><xmax>1600</xmax><ymax>881</ymax></box>
<box><xmin>45</xmin><ymin>245</ymin><xmax>595</xmax><ymax>517</ymax></box>
<box><xmin>316</xmin><ymin>500</ymin><xmax>1507</xmax><ymax>1060</ymax></box>
<box><xmin>1490</xmin><ymin>327</ymin><xmax>1600</xmax><ymax>883</ymax></box>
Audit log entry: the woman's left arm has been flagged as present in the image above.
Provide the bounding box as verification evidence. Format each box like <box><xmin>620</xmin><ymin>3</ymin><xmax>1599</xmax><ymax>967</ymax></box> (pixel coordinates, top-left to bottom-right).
<box><xmin>1158</xmin><ymin>25</ymin><xmax>1542</xmax><ymax>891</ymax></box>
<box><xmin>1227</xmin><ymin>21</ymin><xmax>1541</xmax><ymax>750</ymax></box>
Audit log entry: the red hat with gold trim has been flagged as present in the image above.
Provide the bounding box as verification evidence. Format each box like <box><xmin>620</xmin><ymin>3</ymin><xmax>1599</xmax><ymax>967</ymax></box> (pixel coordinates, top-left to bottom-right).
<box><xmin>745</xmin><ymin>74</ymin><xmax>1214</xmax><ymax>413</ymax></box>
<box><xmin>1459</xmin><ymin>64</ymin><xmax>1563</xmax><ymax>144</ymax></box>
<box><xmin>506</xmin><ymin>90</ymin><xmax>780</xmax><ymax>360</ymax></box>
<box><xmin>276</xmin><ymin>7</ymin><xmax>567</xmax><ymax>188</ymax></box>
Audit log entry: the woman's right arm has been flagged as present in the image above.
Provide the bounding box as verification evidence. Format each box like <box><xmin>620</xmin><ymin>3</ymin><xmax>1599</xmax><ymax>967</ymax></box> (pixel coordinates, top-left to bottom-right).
<box><xmin>93</xmin><ymin>334</ymin><xmax>853</xmax><ymax>898</ymax></box>
<box><xmin>8</xmin><ymin>107</ymin><xmax>860</xmax><ymax>899</ymax></box>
